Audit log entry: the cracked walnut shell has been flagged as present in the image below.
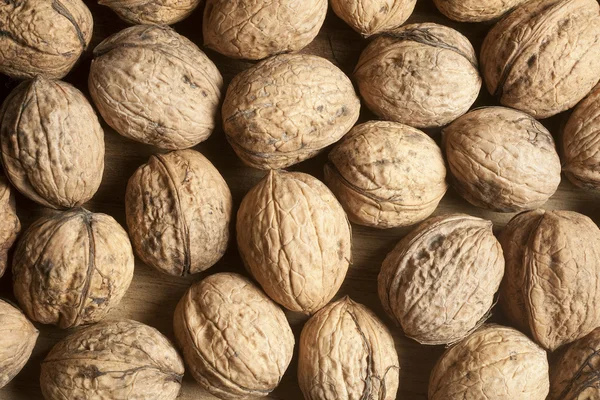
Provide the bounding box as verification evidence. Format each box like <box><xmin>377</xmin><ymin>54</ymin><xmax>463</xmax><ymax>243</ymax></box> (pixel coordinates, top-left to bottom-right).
<box><xmin>0</xmin><ymin>175</ymin><xmax>20</xmax><ymax>278</ymax></box>
<box><xmin>330</xmin><ymin>0</ymin><xmax>416</xmax><ymax>36</ymax></box>
<box><xmin>100</xmin><ymin>0</ymin><xmax>201</xmax><ymax>25</ymax></box>
<box><xmin>433</xmin><ymin>0</ymin><xmax>529</xmax><ymax>22</ymax></box>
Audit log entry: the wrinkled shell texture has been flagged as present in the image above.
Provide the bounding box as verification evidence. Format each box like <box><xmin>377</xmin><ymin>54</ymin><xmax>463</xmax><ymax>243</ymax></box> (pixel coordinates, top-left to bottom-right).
<box><xmin>298</xmin><ymin>297</ymin><xmax>399</xmax><ymax>400</ymax></box>
<box><xmin>0</xmin><ymin>77</ymin><xmax>105</xmax><ymax>209</ymax></box>
<box><xmin>0</xmin><ymin>300</ymin><xmax>38</xmax><ymax>389</ymax></box>
<box><xmin>330</xmin><ymin>0</ymin><xmax>416</xmax><ymax>36</ymax></box>
<box><xmin>444</xmin><ymin>107</ymin><xmax>561</xmax><ymax>212</ymax></box>
<box><xmin>433</xmin><ymin>0</ymin><xmax>529</xmax><ymax>22</ymax></box>
<box><xmin>203</xmin><ymin>0</ymin><xmax>328</xmax><ymax>60</ymax></box>
<box><xmin>481</xmin><ymin>0</ymin><xmax>600</xmax><ymax>118</ymax></box>
<box><xmin>41</xmin><ymin>319</ymin><xmax>184</xmax><ymax>400</ymax></box>
<box><xmin>126</xmin><ymin>149</ymin><xmax>232</xmax><ymax>276</ymax></box>
<box><xmin>237</xmin><ymin>171</ymin><xmax>352</xmax><ymax>314</ymax></box>
<box><xmin>223</xmin><ymin>54</ymin><xmax>360</xmax><ymax>170</ymax></box>
<box><xmin>354</xmin><ymin>23</ymin><xmax>481</xmax><ymax>129</ymax></box>
<box><xmin>173</xmin><ymin>273</ymin><xmax>295</xmax><ymax>400</ymax></box>
<box><xmin>324</xmin><ymin>121</ymin><xmax>447</xmax><ymax>229</ymax></box>
<box><xmin>429</xmin><ymin>325</ymin><xmax>550</xmax><ymax>400</ymax></box>
<box><xmin>379</xmin><ymin>214</ymin><xmax>504</xmax><ymax>345</ymax></box>
<box><xmin>13</xmin><ymin>208</ymin><xmax>135</xmax><ymax>329</ymax></box>
<box><xmin>500</xmin><ymin>209</ymin><xmax>600</xmax><ymax>351</ymax></box>
<box><xmin>0</xmin><ymin>0</ymin><xmax>93</xmax><ymax>80</ymax></box>
<box><xmin>89</xmin><ymin>24</ymin><xmax>223</xmax><ymax>150</ymax></box>
<box><xmin>100</xmin><ymin>0</ymin><xmax>201</xmax><ymax>25</ymax></box>
<box><xmin>0</xmin><ymin>176</ymin><xmax>20</xmax><ymax>278</ymax></box>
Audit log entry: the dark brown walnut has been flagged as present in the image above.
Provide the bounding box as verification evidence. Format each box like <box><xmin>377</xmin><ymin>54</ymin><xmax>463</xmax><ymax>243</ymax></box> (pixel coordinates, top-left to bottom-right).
<box><xmin>0</xmin><ymin>77</ymin><xmax>105</xmax><ymax>209</ymax></box>
<box><xmin>173</xmin><ymin>273</ymin><xmax>295</xmax><ymax>400</ymax></box>
<box><xmin>41</xmin><ymin>319</ymin><xmax>184</xmax><ymax>400</ymax></box>
<box><xmin>379</xmin><ymin>214</ymin><xmax>504</xmax><ymax>345</ymax></box>
<box><xmin>433</xmin><ymin>0</ymin><xmax>529</xmax><ymax>22</ymax></box>
<box><xmin>354</xmin><ymin>23</ymin><xmax>481</xmax><ymax>129</ymax></box>
<box><xmin>13</xmin><ymin>208</ymin><xmax>135</xmax><ymax>329</ymax></box>
<box><xmin>126</xmin><ymin>149</ymin><xmax>232</xmax><ymax>276</ymax></box>
<box><xmin>223</xmin><ymin>54</ymin><xmax>360</xmax><ymax>170</ymax></box>
<box><xmin>237</xmin><ymin>170</ymin><xmax>352</xmax><ymax>314</ymax></box>
<box><xmin>203</xmin><ymin>0</ymin><xmax>328</xmax><ymax>60</ymax></box>
<box><xmin>429</xmin><ymin>324</ymin><xmax>550</xmax><ymax>400</ymax></box>
<box><xmin>325</xmin><ymin>121</ymin><xmax>448</xmax><ymax>229</ymax></box>
<box><xmin>0</xmin><ymin>0</ymin><xmax>93</xmax><ymax>80</ymax></box>
<box><xmin>444</xmin><ymin>107</ymin><xmax>561</xmax><ymax>212</ymax></box>
<box><xmin>481</xmin><ymin>0</ymin><xmax>600</xmax><ymax>118</ymax></box>
<box><xmin>89</xmin><ymin>24</ymin><xmax>223</xmax><ymax>150</ymax></box>
<box><xmin>330</xmin><ymin>0</ymin><xmax>416</xmax><ymax>36</ymax></box>
<box><xmin>298</xmin><ymin>297</ymin><xmax>399</xmax><ymax>400</ymax></box>
<box><xmin>100</xmin><ymin>0</ymin><xmax>202</xmax><ymax>25</ymax></box>
<box><xmin>0</xmin><ymin>176</ymin><xmax>20</xmax><ymax>278</ymax></box>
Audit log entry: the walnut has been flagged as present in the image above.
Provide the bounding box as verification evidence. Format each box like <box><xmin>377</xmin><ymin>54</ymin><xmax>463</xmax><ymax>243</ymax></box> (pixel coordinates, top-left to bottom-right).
<box><xmin>298</xmin><ymin>297</ymin><xmax>399</xmax><ymax>400</ymax></box>
<box><xmin>203</xmin><ymin>0</ymin><xmax>328</xmax><ymax>60</ymax></box>
<box><xmin>378</xmin><ymin>214</ymin><xmax>504</xmax><ymax>345</ymax></box>
<box><xmin>0</xmin><ymin>77</ymin><xmax>105</xmax><ymax>209</ymax></box>
<box><xmin>99</xmin><ymin>0</ymin><xmax>201</xmax><ymax>25</ymax></box>
<box><xmin>40</xmin><ymin>319</ymin><xmax>184</xmax><ymax>400</ymax></box>
<box><xmin>330</xmin><ymin>0</ymin><xmax>416</xmax><ymax>36</ymax></box>
<box><xmin>324</xmin><ymin>121</ymin><xmax>447</xmax><ymax>229</ymax></box>
<box><xmin>173</xmin><ymin>272</ymin><xmax>294</xmax><ymax>399</ymax></box>
<box><xmin>126</xmin><ymin>149</ymin><xmax>232</xmax><ymax>276</ymax></box>
<box><xmin>429</xmin><ymin>325</ymin><xmax>550</xmax><ymax>400</ymax></box>
<box><xmin>237</xmin><ymin>170</ymin><xmax>352</xmax><ymax>314</ymax></box>
<box><xmin>89</xmin><ymin>24</ymin><xmax>223</xmax><ymax>150</ymax></box>
<box><xmin>433</xmin><ymin>0</ymin><xmax>529</xmax><ymax>22</ymax></box>
<box><xmin>354</xmin><ymin>23</ymin><xmax>481</xmax><ymax>129</ymax></box>
<box><xmin>500</xmin><ymin>209</ymin><xmax>600</xmax><ymax>351</ymax></box>
<box><xmin>0</xmin><ymin>175</ymin><xmax>20</xmax><ymax>278</ymax></box>
<box><xmin>223</xmin><ymin>54</ymin><xmax>360</xmax><ymax>170</ymax></box>
<box><xmin>481</xmin><ymin>0</ymin><xmax>600</xmax><ymax>119</ymax></box>
<box><xmin>443</xmin><ymin>107</ymin><xmax>561</xmax><ymax>212</ymax></box>
<box><xmin>13</xmin><ymin>208</ymin><xmax>135</xmax><ymax>329</ymax></box>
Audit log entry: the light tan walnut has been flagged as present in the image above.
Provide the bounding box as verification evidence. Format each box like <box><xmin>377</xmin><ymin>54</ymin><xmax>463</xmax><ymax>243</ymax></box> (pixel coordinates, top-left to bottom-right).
<box><xmin>0</xmin><ymin>175</ymin><xmax>20</xmax><ymax>278</ymax></box>
<box><xmin>330</xmin><ymin>0</ymin><xmax>416</xmax><ymax>36</ymax></box>
<box><xmin>433</xmin><ymin>0</ymin><xmax>529</xmax><ymax>22</ymax></box>
<box><xmin>100</xmin><ymin>0</ymin><xmax>202</xmax><ymax>25</ymax></box>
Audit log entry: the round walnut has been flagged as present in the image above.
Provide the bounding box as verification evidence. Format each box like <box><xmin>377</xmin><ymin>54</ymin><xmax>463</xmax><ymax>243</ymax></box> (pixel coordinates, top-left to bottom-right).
<box><xmin>13</xmin><ymin>208</ymin><xmax>135</xmax><ymax>329</ymax></box>
<box><xmin>100</xmin><ymin>0</ymin><xmax>201</xmax><ymax>25</ymax></box>
<box><xmin>429</xmin><ymin>325</ymin><xmax>550</xmax><ymax>400</ymax></box>
<box><xmin>354</xmin><ymin>23</ymin><xmax>481</xmax><ymax>129</ymax></box>
<box><xmin>481</xmin><ymin>0</ymin><xmax>600</xmax><ymax>119</ymax></box>
<box><xmin>0</xmin><ymin>176</ymin><xmax>20</xmax><ymax>278</ymax></box>
<box><xmin>41</xmin><ymin>319</ymin><xmax>184</xmax><ymax>400</ymax></box>
<box><xmin>444</xmin><ymin>107</ymin><xmax>561</xmax><ymax>212</ymax></box>
<box><xmin>500</xmin><ymin>209</ymin><xmax>600</xmax><ymax>351</ymax></box>
<box><xmin>0</xmin><ymin>0</ymin><xmax>93</xmax><ymax>80</ymax></box>
<box><xmin>379</xmin><ymin>214</ymin><xmax>504</xmax><ymax>345</ymax></box>
<box><xmin>433</xmin><ymin>0</ymin><xmax>529</xmax><ymax>22</ymax></box>
<box><xmin>330</xmin><ymin>0</ymin><xmax>417</xmax><ymax>36</ymax></box>
<box><xmin>126</xmin><ymin>149</ymin><xmax>232</xmax><ymax>276</ymax></box>
<box><xmin>0</xmin><ymin>77</ymin><xmax>105</xmax><ymax>209</ymax></box>
<box><xmin>325</xmin><ymin>121</ymin><xmax>447</xmax><ymax>229</ymax></box>
<box><xmin>89</xmin><ymin>24</ymin><xmax>223</xmax><ymax>150</ymax></box>
<box><xmin>174</xmin><ymin>273</ymin><xmax>295</xmax><ymax>399</ymax></box>
<box><xmin>203</xmin><ymin>0</ymin><xmax>327</xmax><ymax>60</ymax></box>
<box><xmin>298</xmin><ymin>297</ymin><xmax>400</xmax><ymax>400</ymax></box>
<box><xmin>223</xmin><ymin>54</ymin><xmax>360</xmax><ymax>170</ymax></box>
<box><xmin>237</xmin><ymin>171</ymin><xmax>352</xmax><ymax>314</ymax></box>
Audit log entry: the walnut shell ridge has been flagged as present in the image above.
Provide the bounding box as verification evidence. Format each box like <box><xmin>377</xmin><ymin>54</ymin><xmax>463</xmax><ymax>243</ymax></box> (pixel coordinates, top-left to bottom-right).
<box><xmin>100</xmin><ymin>0</ymin><xmax>202</xmax><ymax>25</ymax></box>
<box><xmin>325</xmin><ymin>121</ymin><xmax>447</xmax><ymax>229</ymax></box>
<box><xmin>40</xmin><ymin>319</ymin><xmax>184</xmax><ymax>400</ymax></box>
<box><xmin>330</xmin><ymin>0</ymin><xmax>416</xmax><ymax>36</ymax></box>
<box><xmin>13</xmin><ymin>208</ymin><xmax>135</xmax><ymax>329</ymax></box>
<box><xmin>223</xmin><ymin>54</ymin><xmax>360</xmax><ymax>170</ymax></box>
<box><xmin>126</xmin><ymin>149</ymin><xmax>232</xmax><ymax>276</ymax></box>
<box><xmin>433</xmin><ymin>0</ymin><xmax>529</xmax><ymax>22</ymax></box>
<box><xmin>173</xmin><ymin>272</ymin><xmax>295</xmax><ymax>400</ymax></box>
<box><xmin>237</xmin><ymin>170</ymin><xmax>352</xmax><ymax>314</ymax></box>
<box><xmin>298</xmin><ymin>296</ymin><xmax>400</xmax><ymax>400</ymax></box>
<box><xmin>0</xmin><ymin>176</ymin><xmax>20</xmax><ymax>278</ymax></box>
<box><xmin>89</xmin><ymin>24</ymin><xmax>223</xmax><ymax>150</ymax></box>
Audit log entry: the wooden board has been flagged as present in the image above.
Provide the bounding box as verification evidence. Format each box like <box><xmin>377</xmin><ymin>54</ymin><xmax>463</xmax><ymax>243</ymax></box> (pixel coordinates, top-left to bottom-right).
<box><xmin>1</xmin><ymin>0</ymin><xmax>599</xmax><ymax>398</ymax></box>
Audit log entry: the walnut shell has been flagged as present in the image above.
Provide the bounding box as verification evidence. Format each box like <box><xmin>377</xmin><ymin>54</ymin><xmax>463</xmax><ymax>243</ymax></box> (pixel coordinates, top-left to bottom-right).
<box><xmin>354</xmin><ymin>23</ymin><xmax>481</xmax><ymax>129</ymax></box>
<box><xmin>173</xmin><ymin>272</ymin><xmax>295</xmax><ymax>399</ymax></box>
<box><xmin>223</xmin><ymin>54</ymin><xmax>360</xmax><ymax>170</ymax></box>
<box><xmin>126</xmin><ymin>149</ymin><xmax>232</xmax><ymax>276</ymax></box>
<box><xmin>203</xmin><ymin>0</ymin><xmax>327</xmax><ymax>60</ymax></box>
<box><xmin>0</xmin><ymin>77</ymin><xmax>105</xmax><ymax>209</ymax></box>
<box><xmin>444</xmin><ymin>107</ymin><xmax>561</xmax><ymax>212</ymax></box>
<box><xmin>499</xmin><ymin>209</ymin><xmax>600</xmax><ymax>351</ymax></box>
<box><xmin>237</xmin><ymin>170</ymin><xmax>352</xmax><ymax>314</ymax></box>
<box><xmin>378</xmin><ymin>214</ymin><xmax>504</xmax><ymax>345</ymax></box>
<box><xmin>429</xmin><ymin>324</ymin><xmax>550</xmax><ymax>400</ymax></box>
<box><xmin>324</xmin><ymin>121</ymin><xmax>447</xmax><ymax>229</ymax></box>
<box><xmin>100</xmin><ymin>0</ymin><xmax>201</xmax><ymax>25</ymax></box>
<box><xmin>330</xmin><ymin>0</ymin><xmax>416</xmax><ymax>36</ymax></box>
<box><xmin>0</xmin><ymin>0</ymin><xmax>93</xmax><ymax>80</ymax></box>
<box><xmin>89</xmin><ymin>25</ymin><xmax>223</xmax><ymax>150</ymax></box>
<box><xmin>40</xmin><ymin>319</ymin><xmax>184</xmax><ymax>400</ymax></box>
<box><xmin>0</xmin><ymin>176</ymin><xmax>20</xmax><ymax>278</ymax></box>
<box><xmin>0</xmin><ymin>300</ymin><xmax>38</xmax><ymax>389</ymax></box>
<box><xmin>481</xmin><ymin>0</ymin><xmax>600</xmax><ymax>119</ymax></box>
<box><xmin>298</xmin><ymin>297</ymin><xmax>399</xmax><ymax>400</ymax></box>
<box><xmin>433</xmin><ymin>0</ymin><xmax>529</xmax><ymax>22</ymax></box>
<box><xmin>13</xmin><ymin>208</ymin><xmax>135</xmax><ymax>329</ymax></box>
